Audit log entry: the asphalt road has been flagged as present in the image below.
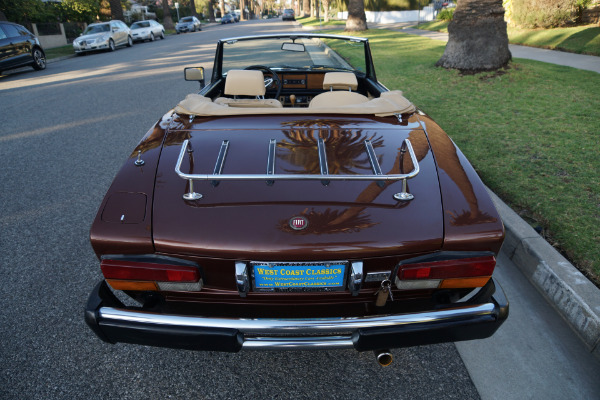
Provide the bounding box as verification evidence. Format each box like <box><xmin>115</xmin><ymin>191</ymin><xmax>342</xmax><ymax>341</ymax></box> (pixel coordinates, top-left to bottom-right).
<box><xmin>0</xmin><ymin>19</ymin><xmax>598</xmax><ymax>400</ymax></box>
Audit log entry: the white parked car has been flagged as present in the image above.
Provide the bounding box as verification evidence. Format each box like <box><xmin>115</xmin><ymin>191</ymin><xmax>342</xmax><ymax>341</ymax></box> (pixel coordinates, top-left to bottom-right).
<box><xmin>73</xmin><ymin>20</ymin><xmax>132</xmax><ymax>54</ymax></box>
<box><xmin>176</xmin><ymin>16</ymin><xmax>202</xmax><ymax>33</ymax></box>
<box><xmin>130</xmin><ymin>20</ymin><xmax>165</xmax><ymax>42</ymax></box>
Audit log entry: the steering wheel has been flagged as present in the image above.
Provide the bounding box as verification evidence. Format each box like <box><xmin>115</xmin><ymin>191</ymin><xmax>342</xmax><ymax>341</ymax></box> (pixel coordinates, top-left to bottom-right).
<box><xmin>244</xmin><ymin>65</ymin><xmax>282</xmax><ymax>99</ymax></box>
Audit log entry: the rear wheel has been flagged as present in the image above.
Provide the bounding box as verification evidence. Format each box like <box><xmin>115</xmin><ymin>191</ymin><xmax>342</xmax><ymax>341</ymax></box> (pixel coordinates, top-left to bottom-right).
<box><xmin>108</xmin><ymin>39</ymin><xmax>116</xmax><ymax>52</ymax></box>
<box><xmin>160</xmin><ymin>31</ymin><xmax>165</xmax><ymax>39</ymax></box>
<box><xmin>127</xmin><ymin>36</ymin><xmax>133</xmax><ymax>47</ymax></box>
<box><xmin>31</xmin><ymin>48</ymin><xmax>46</xmax><ymax>70</ymax></box>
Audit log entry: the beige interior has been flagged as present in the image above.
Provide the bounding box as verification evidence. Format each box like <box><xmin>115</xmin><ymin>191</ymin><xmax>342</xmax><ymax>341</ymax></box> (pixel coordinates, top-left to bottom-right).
<box><xmin>175</xmin><ymin>90</ymin><xmax>416</xmax><ymax>117</ymax></box>
<box><xmin>308</xmin><ymin>72</ymin><xmax>369</xmax><ymax>108</ymax></box>
<box><xmin>214</xmin><ymin>69</ymin><xmax>283</xmax><ymax>108</ymax></box>
<box><xmin>223</xmin><ymin>69</ymin><xmax>266</xmax><ymax>96</ymax></box>
<box><xmin>322</xmin><ymin>72</ymin><xmax>359</xmax><ymax>91</ymax></box>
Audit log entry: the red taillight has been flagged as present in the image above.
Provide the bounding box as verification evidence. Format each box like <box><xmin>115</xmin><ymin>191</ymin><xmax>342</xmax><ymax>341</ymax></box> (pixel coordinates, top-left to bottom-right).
<box><xmin>396</xmin><ymin>255</ymin><xmax>496</xmax><ymax>290</ymax></box>
<box><xmin>400</xmin><ymin>256</ymin><xmax>496</xmax><ymax>280</ymax></box>
<box><xmin>101</xmin><ymin>259</ymin><xmax>202</xmax><ymax>292</ymax></box>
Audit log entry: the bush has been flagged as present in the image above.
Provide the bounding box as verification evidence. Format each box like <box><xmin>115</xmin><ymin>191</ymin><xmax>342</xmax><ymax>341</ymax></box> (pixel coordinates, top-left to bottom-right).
<box><xmin>437</xmin><ymin>8</ymin><xmax>454</xmax><ymax>21</ymax></box>
<box><xmin>511</xmin><ymin>0</ymin><xmax>581</xmax><ymax>28</ymax></box>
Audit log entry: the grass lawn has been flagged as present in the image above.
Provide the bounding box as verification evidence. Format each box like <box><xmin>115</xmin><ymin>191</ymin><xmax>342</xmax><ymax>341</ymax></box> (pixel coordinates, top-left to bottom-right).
<box><xmin>416</xmin><ymin>21</ymin><xmax>600</xmax><ymax>56</ymax></box>
<box><xmin>324</xmin><ymin>29</ymin><xmax>600</xmax><ymax>284</ymax></box>
<box><xmin>296</xmin><ymin>16</ymin><xmax>346</xmax><ymax>27</ymax></box>
<box><xmin>45</xmin><ymin>44</ymin><xmax>75</xmax><ymax>60</ymax></box>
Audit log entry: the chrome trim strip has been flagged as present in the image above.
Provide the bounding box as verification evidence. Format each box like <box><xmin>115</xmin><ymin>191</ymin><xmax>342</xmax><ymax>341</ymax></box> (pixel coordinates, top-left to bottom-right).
<box><xmin>212</xmin><ymin>140</ymin><xmax>229</xmax><ymax>186</ymax></box>
<box><xmin>175</xmin><ymin>138</ymin><xmax>420</xmax><ymax>183</ymax></box>
<box><xmin>98</xmin><ymin>302</ymin><xmax>495</xmax><ymax>335</ymax></box>
<box><xmin>364</xmin><ymin>139</ymin><xmax>385</xmax><ymax>188</ymax></box>
<box><xmin>266</xmin><ymin>139</ymin><xmax>276</xmax><ymax>185</ymax></box>
<box><xmin>243</xmin><ymin>336</ymin><xmax>354</xmax><ymax>350</ymax></box>
<box><xmin>348</xmin><ymin>261</ymin><xmax>363</xmax><ymax>296</ymax></box>
<box><xmin>213</xmin><ymin>140</ymin><xmax>229</xmax><ymax>175</ymax></box>
<box><xmin>364</xmin><ymin>140</ymin><xmax>382</xmax><ymax>176</ymax></box>
<box><xmin>235</xmin><ymin>262</ymin><xmax>249</xmax><ymax>297</ymax></box>
<box><xmin>317</xmin><ymin>137</ymin><xmax>329</xmax><ymax>186</ymax></box>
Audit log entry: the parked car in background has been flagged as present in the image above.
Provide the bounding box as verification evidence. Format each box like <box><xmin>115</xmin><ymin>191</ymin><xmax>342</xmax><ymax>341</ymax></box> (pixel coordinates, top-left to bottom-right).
<box><xmin>0</xmin><ymin>21</ymin><xmax>46</xmax><ymax>74</ymax></box>
<box><xmin>282</xmin><ymin>8</ymin><xmax>296</xmax><ymax>21</ymax></box>
<box><xmin>72</xmin><ymin>20</ymin><xmax>132</xmax><ymax>54</ymax></box>
<box><xmin>85</xmin><ymin>33</ymin><xmax>509</xmax><ymax>366</ymax></box>
<box><xmin>233</xmin><ymin>11</ymin><xmax>241</xmax><ymax>22</ymax></box>
<box><xmin>130</xmin><ymin>20</ymin><xmax>165</xmax><ymax>42</ymax></box>
<box><xmin>221</xmin><ymin>13</ymin><xmax>235</xmax><ymax>24</ymax></box>
<box><xmin>176</xmin><ymin>16</ymin><xmax>202</xmax><ymax>33</ymax></box>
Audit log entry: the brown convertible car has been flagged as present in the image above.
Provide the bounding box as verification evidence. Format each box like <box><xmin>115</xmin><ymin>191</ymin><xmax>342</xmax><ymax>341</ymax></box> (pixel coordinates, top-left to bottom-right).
<box><xmin>85</xmin><ymin>34</ymin><xmax>508</xmax><ymax>365</ymax></box>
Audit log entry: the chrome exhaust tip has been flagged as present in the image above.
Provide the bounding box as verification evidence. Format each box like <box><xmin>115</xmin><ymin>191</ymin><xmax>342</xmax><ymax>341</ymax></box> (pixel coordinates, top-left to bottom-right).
<box><xmin>374</xmin><ymin>349</ymin><xmax>393</xmax><ymax>367</ymax></box>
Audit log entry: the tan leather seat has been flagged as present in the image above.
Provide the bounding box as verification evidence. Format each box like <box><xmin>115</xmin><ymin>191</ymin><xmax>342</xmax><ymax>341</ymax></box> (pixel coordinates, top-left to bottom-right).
<box><xmin>214</xmin><ymin>70</ymin><xmax>283</xmax><ymax>108</ymax></box>
<box><xmin>309</xmin><ymin>72</ymin><xmax>369</xmax><ymax>108</ymax></box>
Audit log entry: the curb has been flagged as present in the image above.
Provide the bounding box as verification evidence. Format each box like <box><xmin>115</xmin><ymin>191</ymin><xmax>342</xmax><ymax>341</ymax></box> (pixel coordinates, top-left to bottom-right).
<box><xmin>489</xmin><ymin>189</ymin><xmax>600</xmax><ymax>360</ymax></box>
<box><xmin>47</xmin><ymin>55</ymin><xmax>75</xmax><ymax>64</ymax></box>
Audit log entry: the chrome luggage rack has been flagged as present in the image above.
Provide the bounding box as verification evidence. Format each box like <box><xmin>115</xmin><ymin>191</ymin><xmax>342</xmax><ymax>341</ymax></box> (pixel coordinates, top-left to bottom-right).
<box><xmin>174</xmin><ymin>138</ymin><xmax>419</xmax><ymax>201</ymax></box>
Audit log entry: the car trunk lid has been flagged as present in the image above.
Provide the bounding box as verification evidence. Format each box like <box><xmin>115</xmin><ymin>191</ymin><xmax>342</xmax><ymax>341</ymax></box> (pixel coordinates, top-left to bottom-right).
<box><xmin>152</xmin><ymin>115</ymin><xmax>443</xmax><ymax>260</ymax></box>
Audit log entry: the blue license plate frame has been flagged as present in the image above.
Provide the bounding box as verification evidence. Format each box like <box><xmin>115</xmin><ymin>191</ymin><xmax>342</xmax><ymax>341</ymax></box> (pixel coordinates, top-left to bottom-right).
<box><xmin>251</xmin><ymin>261</ymin><xmax>348</xmax><ymax>292</ymax></box>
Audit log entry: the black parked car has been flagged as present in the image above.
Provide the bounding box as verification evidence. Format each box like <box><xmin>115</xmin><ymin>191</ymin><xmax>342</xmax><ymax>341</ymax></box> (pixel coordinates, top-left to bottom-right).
<box><xmin>0</xmin><ymin>21</ymin><xmax>46</xmax><ymax>74</ymax></box>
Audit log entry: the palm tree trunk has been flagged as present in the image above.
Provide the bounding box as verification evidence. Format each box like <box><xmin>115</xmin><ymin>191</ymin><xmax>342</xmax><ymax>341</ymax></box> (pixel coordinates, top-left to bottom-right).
<box><xmin>345</xmin><ymin>0</ymin><xmax>367</xmax><ymax>31</ymax></box>
<box><xmin>436</xmin><ymin>0</ymin><xmax>511</xmax><ymax>72</ymax></box>
<box><xmin>302</xmin><ymin>0</ymin><xmax>310</xmax><ymax>17</ymax></box>
<box><xmin>208</xmin><ymin>0</ymin><xmax>216</xmax><ymax>22</ymax></box>
<box><xmin>109</xmin><ymin>0</ymin><xmax>124</xmax><ymax>20</ymax></box>
<box><xmin>161</xmin><ymin>0</ymin><xmax>174</xmax><ymax>29</ymax></box>
<box><xmin>190</xmin><ymin>0</ymin><xmax>198</xmax><ymax>17</ymax></box>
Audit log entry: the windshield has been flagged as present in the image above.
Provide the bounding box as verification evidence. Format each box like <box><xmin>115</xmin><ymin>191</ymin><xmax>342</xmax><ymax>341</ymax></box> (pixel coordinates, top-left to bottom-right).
<box><xmin>131</xmin><ymin>21</ymin><xmax>150</xmax><ymax>29</ymax></box>
<box><xmin>84</xmin><ymin>24</ymin><xmax>110</xmax><ymax>34</ymax></box>
<box><xmin>221</xmin><ymin>36</ymin><xmax>367</xmax><ymax>75</ymax></box>
<box><xmin>181</xmin><ymin>17</ymin><xmax>193</xmax><ymax>23</ymax></box>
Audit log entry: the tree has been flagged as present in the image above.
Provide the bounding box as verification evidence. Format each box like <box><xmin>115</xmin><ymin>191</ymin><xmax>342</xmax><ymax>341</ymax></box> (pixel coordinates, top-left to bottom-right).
<box><xmin>161</xmin><ymin>0</ymin><xmax>175</xmax><ymax>29</ymax></box>
<box><xmin>108</xmin><ymin>0</ymin><xmax>124</xmax><ymax>20</ymax></box>
<box><xmin>436</xmin><ymin>0</ymin><xmax>511</xmax><ymax>72</ymax></box>
<box><xmin>302</xmin><ymin>0</ymin><xmax>310</xmax><ymax>17</ymax></box>
<box><xmin>322</xmin><ymin>0</ymin><xmax>330</xmax><ymax>22</ymax></box>
<box><xmin>208</xmin><ymin>0</ymin><xmax>216</xmax><ymax>21</ymax></box>
<box><xmin>190</xmin><ymin>0</ymin><xmax>198</xmax><ymax>17</ymax></box>
<box><xmin>345</xmin><ymin>0</ymin><xmax>367</xmax><ymax>31</ymax></box>
<box><xmin>219</xmin><ymin>0</ymin><xmax>225</xmax><ymax>18</ymax></box>
<box><xmin>58</xmin><ymin>0</ymin><xmax>101</xmax><ymax>23</ymax></box>
<box><xmin>0</xmin><ymin>0</ymin><xmax>49</xmax><ymax>24</ymax></box>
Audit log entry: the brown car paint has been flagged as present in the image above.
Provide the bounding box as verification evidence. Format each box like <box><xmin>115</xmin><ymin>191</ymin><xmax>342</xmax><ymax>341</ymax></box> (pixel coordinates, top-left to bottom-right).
<box><xmin>90</xmin><ymin>111</ymin><xmax>503</xmax><ymax>297</ymax></box>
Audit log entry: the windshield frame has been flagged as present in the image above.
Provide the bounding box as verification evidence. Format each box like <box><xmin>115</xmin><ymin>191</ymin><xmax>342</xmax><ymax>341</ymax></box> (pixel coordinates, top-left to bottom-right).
<box><xmin>210</xmin><ymin>33</ymin><xmax>376</xmax><ymax>83</ymax></box>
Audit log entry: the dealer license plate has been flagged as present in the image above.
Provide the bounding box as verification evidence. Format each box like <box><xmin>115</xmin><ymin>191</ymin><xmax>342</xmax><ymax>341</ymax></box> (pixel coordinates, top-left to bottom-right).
<box><xmin>252</xmin><ymin>262</ymin><xmax>347</xmax><ymax>292</ymax></box>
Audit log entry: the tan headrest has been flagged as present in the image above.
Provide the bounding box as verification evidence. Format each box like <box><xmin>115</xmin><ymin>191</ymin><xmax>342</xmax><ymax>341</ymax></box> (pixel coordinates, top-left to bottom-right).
<box><xmin>224</xmin><ymin>70</ymin><xmax>266</xmax><ymax>96</ymax></box>
<box><xmin>322</xmin><ymin>72</ymin><xmax>358</xmax><ymax>91</ymax></box>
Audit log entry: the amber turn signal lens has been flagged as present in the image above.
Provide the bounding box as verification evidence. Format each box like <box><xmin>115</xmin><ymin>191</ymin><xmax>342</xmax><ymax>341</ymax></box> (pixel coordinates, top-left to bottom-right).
<box><xmin>106</xmin><ymin>279</ymin><xmax>158</xmax><ymax>291</ymax></box>
<box><xmin>438</xmin><ymin>276</ymin><xmax>491</xmax><ymax>289</ymax></box>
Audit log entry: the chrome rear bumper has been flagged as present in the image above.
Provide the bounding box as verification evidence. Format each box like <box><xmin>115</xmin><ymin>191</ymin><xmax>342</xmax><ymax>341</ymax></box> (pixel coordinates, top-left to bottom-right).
<box><xmin>85</xmin><ymin>279</ymin><xmax>508</xmax><ymax>352</ymax></box>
